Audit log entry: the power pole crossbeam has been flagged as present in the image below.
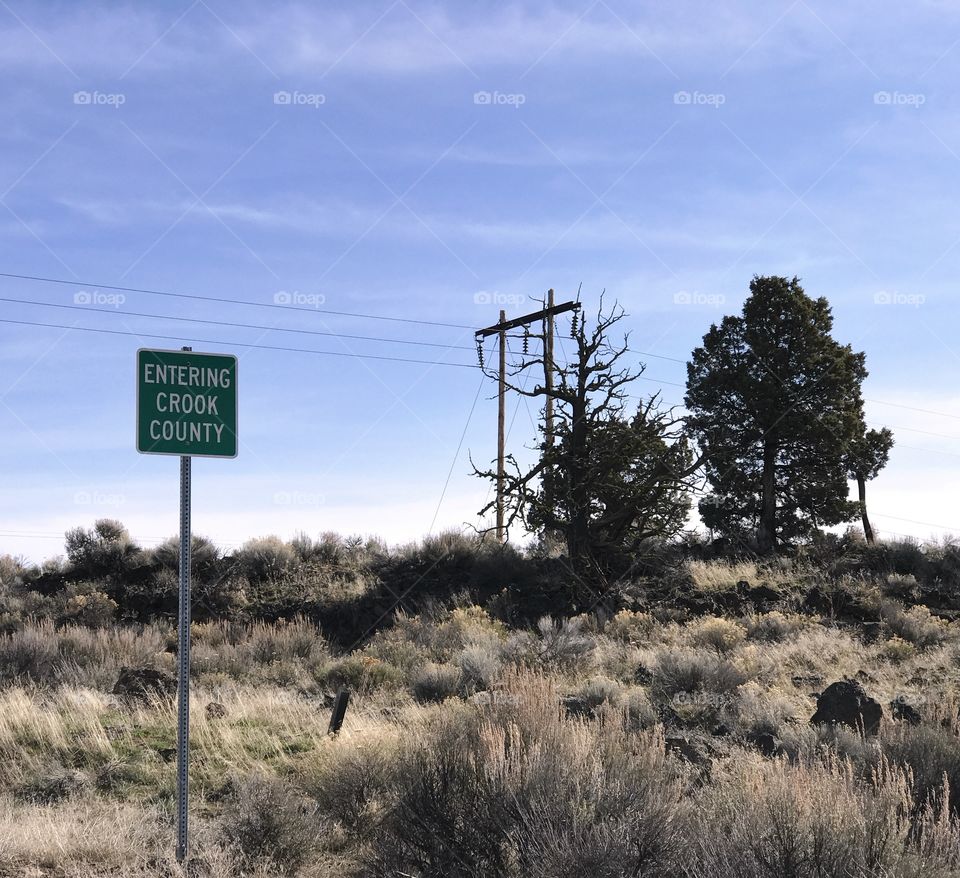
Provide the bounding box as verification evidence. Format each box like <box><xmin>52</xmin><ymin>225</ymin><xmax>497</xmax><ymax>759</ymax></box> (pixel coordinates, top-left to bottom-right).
<box><xmin>474</xmin><ymin>301</ymin><xmax>579</xmax><ymax>339</ymax></box>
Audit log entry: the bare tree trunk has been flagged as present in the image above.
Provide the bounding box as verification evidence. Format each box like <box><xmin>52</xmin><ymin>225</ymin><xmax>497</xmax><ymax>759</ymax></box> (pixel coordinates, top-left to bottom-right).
<box><xmin>757</xmin><ymin>439</ymin><xmax>777</xmax><ymax>553</ymax></box>
<box><xmin>566</xmin><ymin>390</ymin><xmax>591</xmax><ymax>581</ymax></box>
<box><xmin>857</xmin><ymin>472</ymin><xmax>875</xmax><ymax>544</ymax></box>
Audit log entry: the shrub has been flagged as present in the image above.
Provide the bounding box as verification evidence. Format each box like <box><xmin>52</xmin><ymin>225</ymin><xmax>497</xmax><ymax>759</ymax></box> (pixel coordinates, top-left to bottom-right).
<box><xmin>456</xmin><ymin>638</ymin><xmax>502</xmax><ymax>691</ymax></box>
<box><xmin>16</xmin><ymin>764</ymin><xmax>90</xmax><ymax>804</ymax></box>
<box><xmin>234</xmin><ymin>536</ymin><xmax>297</xmax><ymax>584</ymax></box>
<box><xmin>685</xmin><ymin>754</ymin><xmax>952</xmax><ymax>877</ymax></box>
<box><xmin>881</xmin><ymin>601</ymin><xmax>952</xmax><ymax>648</ymax></box>
<box><xmin>879</xmin><ymin>636</ymin><xmax>916</xmax><ymax>663</ymax></box>
<box><xmin>64</xmin><ymin>520</ymin><xmax>143</xmax><ymax>582</ymax></box>
<box><xmin>689</xmin><ymin>617</ymin><xmax>746</xmax><ymax>653</ymax></box>
<box><xmin>371</xmin><ymin>675</ymin><xmax>687</xmax><ymax>877</ymax></box>
<box><xmin>568</xmin><ymin>675</ymin><xmax>623</xmax><ymax>712</ymax></box>
<box><xmin>534</xmin><ymin>616</ymin><xmax>595</xmax><ymax>669</ymax></box>
<box><xmin>623</xmin><ymin>687</ymin><xmax>659</xmax><ymax>730</ymax></box>
<box><xmin>744</xmin><ymin>611</ymin><xmax>815</xmax><ymax>642</ymax></box>
<box><xmin>411</xmin><ymin>662</ymin><xmax>462</xmax><ymax>703</ymax></box>
<box><xmin>150</xmin><ymin>533</ymin><xmax>221</xmax><ymax>574</ymax></box>
<box><xmin>605</xmin><ymin>609</ymin><xmax>658</xmax><ymax>644</ymax></box>
<box><xmin>56</xmin><ymin>584</ymin><xmax>117</xmax><ymax>628</ymax></box>
<box><xmin>729</xmin><ymin>682</ymin><xmax>799</xmax><ymax>736</ymax></box>
<box><xmin>219</xmin><ymin>773</ymin><xmax>320</xmax><ymax>872</ymax></box>
<box><xmin>654</xmin><ymin>648</ymin><xmax>749</xmax><ymax>699</ymax></box>
<box><xmin>305</xmin><ymin>736</ymin><xmax>400</xmax><ymax>835</ymax></box>
<box><xmin>0</xmin><ymin>623</ymin><xmax>59</xmax><ymax>684</ymax></box>
<box><xmin>0</xmin><ymin>555</ymin><xmax>25</xmax><ymax>587</ymax></box>
<box><xmin>882</xmin><ymin>722</ymin><xmax>960</xmax><ymax>816</ymax></box>
<box><xmin>323</xmin><ymin>654</ymin><xmax>404</xmax><ymax>691</ymax></box>
<box><xmin>857</xmin><ymin>537</ymin><xmax>927</xmax><ymax>579</ymax></box>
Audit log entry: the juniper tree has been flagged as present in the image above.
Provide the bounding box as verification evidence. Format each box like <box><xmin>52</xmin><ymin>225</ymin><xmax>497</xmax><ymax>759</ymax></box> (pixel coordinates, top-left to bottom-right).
<box><xmin>846</xmin><ymin>426</ymin><xmax>894</xmax><ymax>544</ymax></box>
<box><xmin>685</xmin><ymin>276</ymin><xmax>868</xmax><ymax>553</ymax></box>
<box><xmin>474</xmin><ymin>300</ymin><xmax>701</xmax><ymax>585</ymax></box>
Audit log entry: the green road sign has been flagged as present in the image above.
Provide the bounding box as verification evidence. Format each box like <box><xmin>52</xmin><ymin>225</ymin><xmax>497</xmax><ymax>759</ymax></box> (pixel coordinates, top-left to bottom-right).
<box><xmin>137</xmin><ymin>348</ymin><xmax>238</xmax><ymax>458</ymax></box>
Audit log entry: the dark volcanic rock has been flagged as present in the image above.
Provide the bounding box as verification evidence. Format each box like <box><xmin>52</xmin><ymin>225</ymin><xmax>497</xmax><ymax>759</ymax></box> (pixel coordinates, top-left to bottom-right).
<box><xmin>739</xmin><ymin>582</ymin><xmax>781</xmax><ymax>606</ymax></box>
<box><xmin>633</xmin><ymin>664</ymin><xmax>653</xmax><ymax>685</ymax></box>
<box><xmin>811</xmin><ymin>681</ymin><xmax>883</xmax><ymax>735</ymax></box>
<box><xmin>745</xmin><ymin>730</ymin><xmax>781</xmax><ymax>757</ymax></box>
<box><xmin>205</xmin><ymin>701</ymin><xmax>228</xmax><ymax>720</ymax></box>
<box><xmin>561</xmin><ymin>695</ymin><xmax>592</xmax><ymax>719</ymax></box>
<box><xmin>889</xmin><ymin>698</ymin><xmax>922</xmax><ymax>725</ymax></box>
<box><xmin>803</xmin><ymin>586</ymin><xmax>833</xmax><ymax>614</ymax></box>
<box><xmin>113</xmin><ymin>667</ymin><xmax>176</xmax><ymax>702</ymax></box>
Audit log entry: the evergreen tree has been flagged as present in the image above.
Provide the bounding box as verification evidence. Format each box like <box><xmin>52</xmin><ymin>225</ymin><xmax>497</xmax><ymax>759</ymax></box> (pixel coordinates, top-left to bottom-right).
<box><xmin>846</xmin><ymin>426</ymin><xmax>894</xmax><ymax>544</ymax></box>
<box><xmin>685</xmin><ymin>276</ymin><xmax>867</xmax><ymax>552</ymax></box>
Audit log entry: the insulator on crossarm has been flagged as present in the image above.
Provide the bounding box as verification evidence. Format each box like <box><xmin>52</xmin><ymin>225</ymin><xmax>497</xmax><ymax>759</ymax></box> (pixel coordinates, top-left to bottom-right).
<box><xmin>570</xmin><ymin>312</ymin><xmax>579</xmax><ymax>338</ymax></box>
<box><xmin>522</xmin><ymin>329</ymin><xmax>529</xmax><ymax>355</ymax></box>
<box><xmin>476</xmin><ymin>338</ymin><xmax>485</xmax><ymax>368</ymax></box>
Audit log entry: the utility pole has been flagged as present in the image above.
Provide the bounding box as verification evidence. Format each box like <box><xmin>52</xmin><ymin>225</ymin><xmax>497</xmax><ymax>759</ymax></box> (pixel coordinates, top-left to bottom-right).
<box><xmin>544</xmin><ymin>288</ymin><xmax>555</xmax><ymax>447</ymax></box>
<box><xmin>497</xmin><ymin>310</ymin><xmax>506</xmax><ymax>542</ymax></box>
<box><xmin>476</xmin><ymin>295</ymin><xmax>581</xmax><ymax>543</ymax></box>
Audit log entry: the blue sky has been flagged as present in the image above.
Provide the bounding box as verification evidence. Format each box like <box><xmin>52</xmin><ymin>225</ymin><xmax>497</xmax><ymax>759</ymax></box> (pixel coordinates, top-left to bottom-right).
<box><xmin>2</xmin><ymin>0</ymin><xmax>960</xmax><ymax>560</ymax></box>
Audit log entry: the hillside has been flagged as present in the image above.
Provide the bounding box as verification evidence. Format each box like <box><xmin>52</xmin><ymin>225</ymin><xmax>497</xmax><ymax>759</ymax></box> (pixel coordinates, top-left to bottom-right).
<box><xmin>1</xmin><ymin>531</ymin><xmax>960</xmax><ymax>875</ymax></box>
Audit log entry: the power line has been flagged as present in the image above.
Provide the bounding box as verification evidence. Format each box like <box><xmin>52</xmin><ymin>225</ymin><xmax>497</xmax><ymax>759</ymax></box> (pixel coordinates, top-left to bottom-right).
<box><xmin>872</xmin><ymin>512</ymin><xmax>960</xmax><ymax>533</ymax></box>
<box><xmin>865</xmin><ymin>398</ymin><xmax>960</xmax><ymax>421</ymax></box>
<box><xmin>0</xmin><ymin>318</ymin><xmax>478</xmax><ymax>369</ymax></box>
<box><xmin>429</xmin><ymin>375</ymin><xmax>485</xmax><ymax>535</ymax></box>
<box><xmin>3</xmin><ymin>284</ymin><xmax>957</xmax><ymax>423</ymax></box>
<box><xmin>0</xmin><ymin>295</ymin><xmax>474</xmax><ymax>352</ymax></box>
<box><xmin>871</xmin><ymin>422</ymin><xmax>960</xmax><ymax>442</ymax></box>
<box><xmin>624</xmin><ymin>349</ymin><xmax>960</xmax><ymax>424</ymax></box>
<box><xmin>0</xmin><ymin>270</ymin><xmax>474</xmax><ymax>330</ymax></box>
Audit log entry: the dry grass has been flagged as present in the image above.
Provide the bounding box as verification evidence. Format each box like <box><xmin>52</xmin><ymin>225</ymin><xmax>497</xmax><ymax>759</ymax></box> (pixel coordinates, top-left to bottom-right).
<box><xmin>1</xmin><ymin>579</ymin><xmax>959</xmax><ymax>876</ymax></box>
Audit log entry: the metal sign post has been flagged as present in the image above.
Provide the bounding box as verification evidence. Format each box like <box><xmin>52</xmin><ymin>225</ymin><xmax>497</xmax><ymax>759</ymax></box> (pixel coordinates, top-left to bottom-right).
<box><xmin>135</xmin><ymin>345</ymin><xmax>238</xmax><ymax>864</ymax></box>
<box><xmin>176</xmin><ymin>451</ymin><xmax>192</xmax><ymax>863</ymax></box>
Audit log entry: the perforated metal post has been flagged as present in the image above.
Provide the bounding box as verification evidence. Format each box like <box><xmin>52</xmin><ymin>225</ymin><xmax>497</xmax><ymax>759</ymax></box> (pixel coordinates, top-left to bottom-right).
<box><xmin>175</xmin><ymin>346</ymin><xmax>194</xmax><ymax>865</ymax></box>
<box><xmin>176</xmin><ymin>452</ymin><xmax>191</xmax><ymax>862</ymax></box>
